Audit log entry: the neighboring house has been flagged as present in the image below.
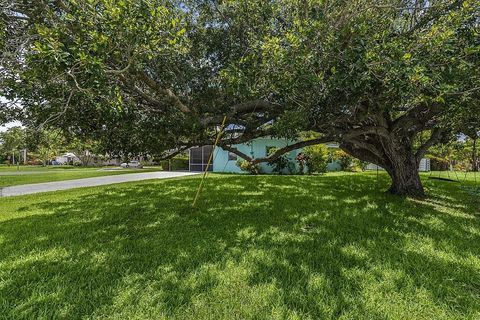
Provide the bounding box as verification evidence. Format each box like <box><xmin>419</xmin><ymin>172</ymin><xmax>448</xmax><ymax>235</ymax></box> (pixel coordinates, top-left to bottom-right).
<box><xmin>189</xmin><ymin>137</ymin><xmax>302</xmax><ymax>173</ymax></box>
<box><xmin>365</xmin><ymin>158</ymin><xmax>431</xmax><ymax>172</ymax></box>
<box><xmin>103</xmin><ymin>157</ymin><xmax>122</xmax><ymax>166</ymax></box>
<box><xmin>55</xmin><ymin>152</ymin><xmax>80</xmax><ymax>165</ymax></box>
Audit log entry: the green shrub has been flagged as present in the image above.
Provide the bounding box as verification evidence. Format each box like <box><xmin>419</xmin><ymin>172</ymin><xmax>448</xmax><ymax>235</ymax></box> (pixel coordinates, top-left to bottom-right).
<box><xmin>160</xmin><ymin>156</ymin><xmax>189</xmax><ymax>171</ymax></box>
<box><xmin>271</xmin><ymin>155</ymin><xmax>291</xmax><ymax>174</ymax></box>
<box><xmin>352</xmin><ymin>159</ymin><xmax>369</xmax><ymax>171</ymax></box>
<box><xmin>333</xmin><ymin>150</ymin><xmax>354</xmax><ymax>171</ymax></box>
<box><xmin>236</xmin><ymin>159</ymin><xmax>261</xmax><ymax>175</ymax></box>
<box><xmin>287</xmin><ymin>161</ymin><xmax>298</xmax><ymax>175</ymax></box>
<box><xmin>304</xmin><ymin>144</ymin><xmax>329</xmax><ymax>174</ymax></box>
<box><xmin>332</xmin><ymin>150</ymin><xmax>368</xmax><ymax>171</ymax></box>
<box><xmin>159</xmin><ymin>161</ymin><xmax>167</xmax><ymax>170</ymax></box>
<box><xmin>429</xmin><ymin>156</ymin><xmax>449</xmax><ymax>171</ymax></box>
<box><xmin>266</xmin><ymin>147</ymin><xmax>291</xmax><ymax>174</ymax></box>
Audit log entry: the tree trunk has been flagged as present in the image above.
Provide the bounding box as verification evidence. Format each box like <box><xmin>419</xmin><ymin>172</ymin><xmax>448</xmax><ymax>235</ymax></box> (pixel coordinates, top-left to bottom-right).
<box><xmin>384</xmin><ymin>155</ymin><xmax>424</xmax><ymax>197</ymax></box>
<box><xmin>340</xmin><ymin>138</ymin><xmax>425</xmax><ymax>198</ymax></box>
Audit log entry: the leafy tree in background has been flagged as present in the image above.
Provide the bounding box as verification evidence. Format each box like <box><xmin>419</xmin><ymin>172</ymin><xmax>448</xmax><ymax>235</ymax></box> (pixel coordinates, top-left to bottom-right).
<box><xmin>67</xmin><ymin>137</ymin><xmax>101</xmax><ymax>167</ymax></box>
<box><xmin>426</xmin><ymin>142</ymin><xmax>456</xmax><ymax>170</ymax></box>
<box><xmin>453</xmin><ymin>102</ymin><xmax>480</xmax><ymax>171</ymax></box>
<box><xmin>33</xmin><ymin>130</ymin><xmax>65</xmax><ymax>166</ymax></box>
<box><xmin>1</xmin><ymin>1</ymin><xmax>479</xmax><ymax>197</ymax></box>
<box><xmin>462</xmin><ymin>138</ymin><xmax>479</xmax><ymax>172</ymax></box>
<box><xmin>0</xmin><ymin>126</ymin><xmax>26</xmax><ymax>164</ymax></box>
<box><xmin>333</xmin><ymin>150</ymin><xmax>355</xmax><ymax>171</ymax></box>
<box><xmin>431</xmin><ymin>95</ymin><xmax>480</xmax><ymax>171</ymax></box>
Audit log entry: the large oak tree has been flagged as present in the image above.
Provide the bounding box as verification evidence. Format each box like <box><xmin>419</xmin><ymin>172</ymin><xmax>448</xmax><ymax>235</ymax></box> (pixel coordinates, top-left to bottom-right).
<box><xmin>1</xmin><ymin>0</ymin><xmax>479</xmax><ymax>197</ymax></box>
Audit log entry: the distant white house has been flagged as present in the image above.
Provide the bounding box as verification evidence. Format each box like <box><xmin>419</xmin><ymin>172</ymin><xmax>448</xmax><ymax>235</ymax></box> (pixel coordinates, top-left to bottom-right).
<box><xmin>324</xmin><ymin>143</ymin><xmax>431</xmax><ymax>172</ymax></box>
<box><xmin>103</xmin><ymin>157</ymin><xmax>122</xmax><ymax>166</ymax></box>
<box><xmin>365</xmin><ymin>158</ymin><xmax>431</xmax><ymax>172</ymax></box>
<box><xmin>55</xmin><ymin>153</ymin><xmax>79</xmax><ymax>165</ymax></box>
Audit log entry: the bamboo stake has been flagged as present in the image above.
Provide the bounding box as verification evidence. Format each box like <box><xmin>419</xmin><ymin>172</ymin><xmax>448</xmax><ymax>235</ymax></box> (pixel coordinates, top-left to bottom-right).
<box><xmin>192</xmin><ymin>115</ymin><xmax>228</xmax><ymax>207</ymax></box>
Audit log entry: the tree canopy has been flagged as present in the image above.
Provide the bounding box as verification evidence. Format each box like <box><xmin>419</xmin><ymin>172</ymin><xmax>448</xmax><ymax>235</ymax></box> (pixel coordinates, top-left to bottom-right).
<box><xmin>1</xmin><ymin>0</ymin><xmax>479</xmax><ymax>196</ymax></box>
<box><xmin>0</xmin><ymin>126</ymin><xmax>26</xmax><ymax>160</ymax></box>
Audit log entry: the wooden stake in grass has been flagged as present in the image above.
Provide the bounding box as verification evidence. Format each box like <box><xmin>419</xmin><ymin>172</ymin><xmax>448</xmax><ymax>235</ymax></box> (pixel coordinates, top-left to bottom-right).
<box><xmin>192</xmin><ymin>115</ymin><xmax>228</xmax><ymax>207</ymax></box>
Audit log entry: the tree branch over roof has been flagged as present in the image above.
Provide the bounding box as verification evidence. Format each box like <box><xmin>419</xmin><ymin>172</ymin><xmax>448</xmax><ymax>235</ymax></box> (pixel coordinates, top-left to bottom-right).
<box><xmin>157</xmin><ymin>146</ymin><xmax>190</xmax><ymax>161</ymax></box>
<box><xmin>201</xmin><ymin>99</ymin><xmax>276</xmax><ymax>127</ymax></box>
<box><xmin>217</xmin><ymin>144</ymin><xmax>253</xmax><ymax>162</ymax></box>
<box><xmin>251</xmin><ymin>137</ymin><xmax>333</xmax><ymax>164</ymax></box>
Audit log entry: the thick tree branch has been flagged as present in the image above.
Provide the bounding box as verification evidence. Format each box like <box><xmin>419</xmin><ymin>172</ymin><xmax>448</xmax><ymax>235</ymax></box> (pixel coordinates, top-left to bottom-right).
<box><xmin>118</xmin><ymin>75</ymin><xmax>169</xmax><ymax>112</ymax></box>
<box><xmin>106</xmin><ymin>60</ymin><xmax>132</xmax><ymax>75</ymax></box>
<box><xmin>218</xmin><ymin>145</ymin><xmax>253</xmax><ymax>162</ymax></box>
<box><xmin>344</xmin><ymin>136</ymin><xmax>385</xmax><ymax>160</ymax></box>
<box><xmin>415</xmin><ymin>128</ymin><xmax>444</xmax><ymax>161</ymax></box>
<box><xmin>201</xmin><ymin>99</ymin><xmax>275</xmax><ymax>127</ymax></box>
<box><xmin>231</xmin><ymin>99</ymin><xmax>273</xmax><ymax>114</ymax></box>
<box><xmin>251</xmin><ymin>137</ymin><xmax>333</xmax><ymax>164</ymax></box>
<box><xmin>392</xmin><ymin>102</ymin><xmax>442</xmax><ymax>135</ymax></box>
<box><xmin>342</xmin><ymin>126</ymin><xmax>390</xmax><ymax>140</ymax></box>
<box><xmin>157</xmin><ymin>146</ymin><xmax>190</xmax><ymax>160</ymax></box>
<box><xmin>340</xmin><ymin>141</ymin><xmax>387</xmax><ymax>169</ymax></box>
<box><xmin>136</xmin><ymin>71</ymin><xmax>191</xmax><ymax>114</ymax></box>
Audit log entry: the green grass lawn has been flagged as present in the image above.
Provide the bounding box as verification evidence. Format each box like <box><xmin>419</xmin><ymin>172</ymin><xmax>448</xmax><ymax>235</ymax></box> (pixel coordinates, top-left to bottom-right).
<box><xmin>0</xmin><ymin>165</ymin><xmax>99</xmax><ymax>172</ymax></box>
<box><xmin>0</xmin><ymin>166</ymin><xmax>163</xmax><ymax>187</ymax></box>
<box><xmin>0</xmin><ymin>172</ymin><xmax>479</xmax><ymax>319</ymax></box>
<box><xmin>425</xmin><ymin>171</ymin><xmax>479</xmax><ymax>182</ymax></box>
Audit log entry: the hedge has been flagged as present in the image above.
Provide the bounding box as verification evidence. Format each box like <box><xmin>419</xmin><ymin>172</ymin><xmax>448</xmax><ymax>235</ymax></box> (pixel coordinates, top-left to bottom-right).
<box><xmin>160</xmin><ymin>157</ymin><xmax>189</xmax><ymax>171</ymax></box>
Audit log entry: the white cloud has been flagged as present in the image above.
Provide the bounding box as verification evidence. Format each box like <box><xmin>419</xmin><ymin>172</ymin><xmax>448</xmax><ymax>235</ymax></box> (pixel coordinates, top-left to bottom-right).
<box><xmin>0</xmin><ymin>121</ymin><xmax>22</xmax><ymax>132</ymax></box>
<box><xmin>1</xmin><ymin>96</ymin><xmax>23</xmax><ymax>132</ymax></box>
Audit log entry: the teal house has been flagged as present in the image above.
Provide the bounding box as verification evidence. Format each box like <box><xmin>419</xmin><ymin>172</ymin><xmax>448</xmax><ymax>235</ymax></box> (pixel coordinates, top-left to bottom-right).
<box><xmin>189</xmin><ymin>137</ymin><xmax>302</xmax><ymax>173</ymax></box>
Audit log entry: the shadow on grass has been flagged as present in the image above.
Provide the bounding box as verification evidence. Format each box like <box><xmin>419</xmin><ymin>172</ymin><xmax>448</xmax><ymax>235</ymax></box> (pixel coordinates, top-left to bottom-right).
<box><xmin>0</xmin><ymin>173</ymin><xmax>479</xmax><ymax>319</ymax></box>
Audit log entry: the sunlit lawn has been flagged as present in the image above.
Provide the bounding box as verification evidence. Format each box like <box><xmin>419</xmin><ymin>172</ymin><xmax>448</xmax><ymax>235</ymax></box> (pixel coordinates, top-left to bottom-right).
<box><xmin>0</xmin><ymin>166</ymin><xmax>163</xmax><ymax>187</ymax></box>
<box><xmin>0</xmin><ymin>172</ymin><xmax>479</xmax><ymax>319</ymax></box>
<box><xmin>0</xmin><ymin>165</ymin><xmax>92</xmax><ymax>171</ymax></box>
<box><xmin>424</xmin><ymin>171</ymin><xmax>479</xmax><ymax>182</ymax></box>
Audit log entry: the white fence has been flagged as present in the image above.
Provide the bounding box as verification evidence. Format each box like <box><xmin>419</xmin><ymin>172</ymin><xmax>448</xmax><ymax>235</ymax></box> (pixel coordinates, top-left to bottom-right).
<box><xmin>366</xmin><ymin>158</ymin><xmax>430</xmax><ymax>172</ymax></box>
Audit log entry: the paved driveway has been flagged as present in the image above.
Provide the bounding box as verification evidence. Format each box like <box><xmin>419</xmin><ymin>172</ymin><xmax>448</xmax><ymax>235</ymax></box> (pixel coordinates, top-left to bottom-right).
<box><xmin>0</xmin><ymin>171</ymin><xmax>199</xmax><ymax>197</ymax></box>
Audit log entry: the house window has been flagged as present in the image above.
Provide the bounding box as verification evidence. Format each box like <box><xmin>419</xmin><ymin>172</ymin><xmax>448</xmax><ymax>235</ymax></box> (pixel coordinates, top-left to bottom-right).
<box><xmin>228</xmin><ymin>152</ymin><xmax>237</xmax><ymax>161</ymax></box>
<box><xmin>266</xmin><ymin>146</ymin><xmax>277</xmax><ymax>156</ymax></box>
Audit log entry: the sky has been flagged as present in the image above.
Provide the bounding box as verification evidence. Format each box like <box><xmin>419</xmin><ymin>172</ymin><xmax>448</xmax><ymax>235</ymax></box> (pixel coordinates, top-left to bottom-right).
<box><xmin>0</xmin><ymin>121</ymin><xmax>22</xmax><ymax>132</ymax></box>
<box><xmin>0</xmin><ymin>96</ymin><xmax>23</xmax><ymax>132</ymax></box>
